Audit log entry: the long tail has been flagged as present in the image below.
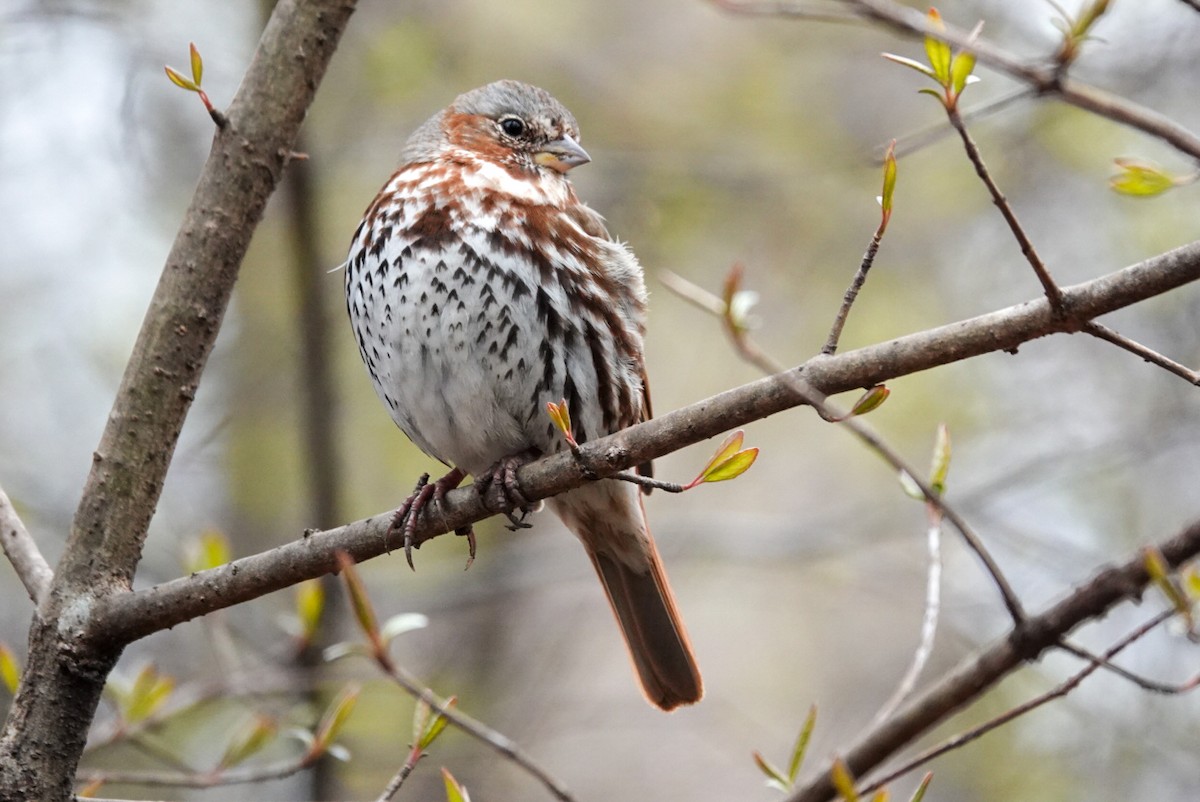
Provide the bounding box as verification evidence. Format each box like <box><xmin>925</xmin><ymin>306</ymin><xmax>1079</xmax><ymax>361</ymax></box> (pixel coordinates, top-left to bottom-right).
<box><xmin>551</xmin><ymin>482</ymin><xmax>703</xmax><ymax>710</ymax></box>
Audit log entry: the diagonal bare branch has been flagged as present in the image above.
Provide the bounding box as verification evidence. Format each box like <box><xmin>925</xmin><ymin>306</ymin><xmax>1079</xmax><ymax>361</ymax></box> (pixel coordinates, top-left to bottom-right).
<box><xmin>841</xmin><ymin>0</ymin><xmax>1200</xmax><ymax>158</ymax></box>
<box><xmin>717</xmin><ymin>0</ymin><xmax>1200</xmax><ymax>159</ymax></box>
<box><xmin>855</xmin><ymin>610</ymin><xmax>1175</xmax><ymax>797</ymax></box>
<box><xmin>787</xmin><ymin>520</ymin><xmax>1200</xmax><ymax>802</ymax></box>
<box><xmin>90</xmin><ymin>238</ymin><xmax>1200</xmax><ymax>643</ymax></box>
<box><xmin>1083</xmin><ymin>321</ymin><xmax>1200</xmax><ymax>385</ymax></box>
<box><xmin>945</xmin><ymin>106</ymin><xmax>1064</xmax><ymax>310</ymax></box>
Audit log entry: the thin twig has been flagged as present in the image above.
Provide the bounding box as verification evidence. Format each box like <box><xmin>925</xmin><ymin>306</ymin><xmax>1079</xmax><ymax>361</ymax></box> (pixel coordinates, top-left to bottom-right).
<box><xmin>869</xmin><ymin>505</ymin><xmax>943</xmax><ymax>728</ymax></box>
<box><xmin>375</xmin><ymin>755</ymin><xmax>420</xmax><ymax>802</ymax></box>
<box><xmin>0</xmin><ymin>483</ymin><xmax>53</xmax><ymax>607</ymax></box>
<box><xmin>856</xmin><ymin>610</ymin><xmax>1174</xmax><ymax>796</ymax></box>
<box><xmin>831</xmin><ymin>401</ymin><xmax>1025</xmax><ymax>624</ymax></box>
<box><xmin>823</xmin><ymin>228</ymin><xmax>884</xmax><ymax>355</ymax></box>
<box><xmin>1083</xmin><ymin>321</ymin><xmax>1200</xmax><ymax>385</ymax></box>
<box><xmin>879</xmin><ymin>87</ymin><xmax>1034</xmax><ymax>162</ymax></box>
<box><xmin>833</xmin><ymin>0</ymin><xmax>1200</xmax><ymax>159</ymax></box>
<box><xmin>122</xmin><ymin>733</ymin><xmax>197</xmax><ymax>774</ymax></box>
<box><xmin>661</xmin><ymin>271</ymin><xmax>1027</xmax><ymax>623</ymax></box>
<box><xmin>612</xmin><ymin>470</ymin><xmax>686</xmax><ymax>493</ymax></box>
<box><xmin>824</xmin><ymin>139</ymin><xmax>894</xmax><ymax>353</ymax></box>
<box><xmin>1056</xmin><ymin>639</ymin><xmax>1200</xmax><ymax>694</ymax></box>
<box><xmin>945</xmin><ymin>106</ymin><xmax>1064</xmax><ymax>311</ymax></box>
<box><xmin>710</xmin><ymin>0</ymin><xmax>864</xmax><ymax>23</ymax></box>
<box><xmin>659</xmin><ymin>269</ymin><xmax>727</xmax><ymax>317</ymax></box>
<box><xmin>375</xmin><ymin>655</ymin><xmax>574</xmax><ymax>802</ymax></box>
<box><xmin>76</xmin><ymin>752</ymin><xmax>318</xmax><ymax>789</ymax></box>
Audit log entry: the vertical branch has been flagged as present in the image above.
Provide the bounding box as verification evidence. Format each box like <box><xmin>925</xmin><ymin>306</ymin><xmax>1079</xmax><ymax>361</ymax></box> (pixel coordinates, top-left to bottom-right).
<box><xmin>867</xmin><ymin>505</ymin><xmax>942</xmax><ymax>728</ymax></box>
<box><xmin>282</xmin><ymin>139</ymin><xmax>347</xmax><ymax>800</ymax></box>
<box><xmin>824</xmin><ymin>140</ymin><xmax>895</xmax><ymax>355</ymax></box>
<box><xmin>285</xmin><ymin>153</ymin><xmax>343</xmax><ymax>533</ymax></box>
<box><xmin>58</xmin><ymin>0</ymin><xmax>355</xmax><ymax>595</ymax></box>
<box><xmin>268</xmin><ymin>0</ymin><xmax>349</xmax><ymax>796</ymax></box>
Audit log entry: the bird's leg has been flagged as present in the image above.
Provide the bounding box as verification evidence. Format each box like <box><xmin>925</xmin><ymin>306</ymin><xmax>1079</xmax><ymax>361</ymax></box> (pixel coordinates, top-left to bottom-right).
<box><xmin>388</xmin><ymin>467</ymin><xmax>468</xmax><ymax>570</ymax></box>
<box><xmin>474</xmin><ymin>450</ymin><xmax>540</xmax><ymax>530</ymax></box>
<box><xmin>387</xmin><ymin>472</ymin><xmax>429</xmax><ymax>558</ymax></box>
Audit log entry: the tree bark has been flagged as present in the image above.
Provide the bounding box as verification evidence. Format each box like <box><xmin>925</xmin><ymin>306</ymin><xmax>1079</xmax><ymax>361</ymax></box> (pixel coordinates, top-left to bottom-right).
<box><xmin>0</xmin><ymin>3</ymin><xmax>356</xmax><ymax>800</ymax></box>
<box><xmin>1</xmin><ymin>1</ymin><xmax>1197</xmax><ymax>798</ymax></box>
<box><xmin>788</xmin><ymin>517</ymin><xmax>1200</xmax><ymax>802</ymax></box>
<box><xmin>89</xmin><ymin>238</ymin><xmax>1200</xmax><ymax>643</ymax></box>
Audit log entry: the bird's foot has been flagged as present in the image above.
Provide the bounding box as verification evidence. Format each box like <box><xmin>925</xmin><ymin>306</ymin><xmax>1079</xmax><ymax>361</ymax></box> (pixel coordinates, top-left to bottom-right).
<box><xmin>388</xmin><ymin>467</ymin><xmax>468</xmax><ymax>570</ymax></box>
<box><xmin>475</xmin><ymin>451</ymin><xmax>541</xmax><ymax>531</ymax></box>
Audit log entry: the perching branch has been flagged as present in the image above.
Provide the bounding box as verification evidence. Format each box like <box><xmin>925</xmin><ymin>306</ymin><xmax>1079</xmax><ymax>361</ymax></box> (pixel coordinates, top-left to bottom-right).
<box><xmin>89</xmin><ymin>238</ymin><xmax>1200</xmax><ymax>643</ymax></box>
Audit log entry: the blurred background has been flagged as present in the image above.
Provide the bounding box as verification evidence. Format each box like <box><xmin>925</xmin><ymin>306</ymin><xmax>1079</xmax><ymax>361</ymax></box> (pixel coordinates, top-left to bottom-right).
<box><xmin>2</xmin><ymin>0</ymin><xmax>1200</xmax><ymax>799</ymax></box>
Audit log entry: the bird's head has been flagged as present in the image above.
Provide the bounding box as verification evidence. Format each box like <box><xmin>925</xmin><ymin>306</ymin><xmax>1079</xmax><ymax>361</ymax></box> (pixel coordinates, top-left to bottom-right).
<box><xmin>404</xmin><ymin>80</ymin><xmax>591</xmax><ymax>178</ymax></box>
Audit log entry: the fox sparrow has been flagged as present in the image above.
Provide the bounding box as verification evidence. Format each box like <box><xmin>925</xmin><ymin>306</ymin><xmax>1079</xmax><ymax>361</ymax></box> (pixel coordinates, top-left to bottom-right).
<box><xmin>344</xmin><ymin>80</ymin><xmax>702</xmax><ymax>710</ymax></box>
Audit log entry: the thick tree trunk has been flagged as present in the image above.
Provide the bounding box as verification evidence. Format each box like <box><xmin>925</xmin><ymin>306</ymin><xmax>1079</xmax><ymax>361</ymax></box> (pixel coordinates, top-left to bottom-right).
<box><xmin>0</xmin><ymin>3</ymin><xmax>355</xmax><ymax>799</ymax></box>
<box><xmin>0</xmin><ymin>615</ymin><xmax>121</xmax><ymax>801</ymax></box>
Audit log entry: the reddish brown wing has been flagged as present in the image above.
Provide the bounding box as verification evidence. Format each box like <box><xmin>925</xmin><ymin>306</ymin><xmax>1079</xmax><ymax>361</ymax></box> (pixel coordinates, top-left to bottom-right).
<box><xmin>569</xmin><ymin>200</ymin><xmax>655</xmax><ymax>485</ymax></box>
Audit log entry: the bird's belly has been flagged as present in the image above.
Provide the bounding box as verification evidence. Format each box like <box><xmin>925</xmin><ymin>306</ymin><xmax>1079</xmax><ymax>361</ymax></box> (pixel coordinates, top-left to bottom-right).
<box><xmin>385</xmin><ymin>327</ymin><xmax>542</xmax><ymax>475</ymax></box>
<box><xmin>355</xmin><ymin>254</ymin><xmax>567</xmax><ymax>475</ymax></box>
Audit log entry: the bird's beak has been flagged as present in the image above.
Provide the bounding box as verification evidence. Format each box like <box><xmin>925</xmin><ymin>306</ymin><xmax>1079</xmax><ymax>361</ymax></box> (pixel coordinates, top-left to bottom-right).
<box><xmin>534</xmin><ymin>134</ymin><xmax>591</xmax><ymax>173</ymax></box>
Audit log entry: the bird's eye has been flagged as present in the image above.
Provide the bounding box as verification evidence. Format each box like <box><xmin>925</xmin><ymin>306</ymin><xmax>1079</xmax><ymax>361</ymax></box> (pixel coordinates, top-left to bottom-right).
<box><xmin>499</xmin><ymin>117</ymin><xmax>526</xmax><ymax>137</ymax></box>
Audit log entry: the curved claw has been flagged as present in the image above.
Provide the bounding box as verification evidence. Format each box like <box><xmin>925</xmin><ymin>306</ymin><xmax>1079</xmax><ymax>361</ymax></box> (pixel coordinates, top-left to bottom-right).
<box><xmin>403</xmin><ymin>477</ymin><xmax>435</xmax><ymax>571</ymax></box>
<box><xmin>503</xmin><ymin>510</ymin><xmax>533</xmax><ymax>531</ymax></box>
<box><xmin>387</xmin><ymin>468</ymin><xmax>467</xmax><ymax>571</ymax></box>
<box><xmin>474</xmin><ymin>452</ymin><xmax>540</xmax><ymax>529</ymax></box>
<box><xmin>456</xmin><ymin>525</ymin><xmax>476</xmax><ymax>570</ymax></box>
<box><xmin>500</xmin><ymin>456</ymin><xmax>534</xmax><ymax>510</ymax></box>
<box><xmin>386</xmin><ymin>473</ymin><xmax>429</xmax><ymax>563</ymax></box>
